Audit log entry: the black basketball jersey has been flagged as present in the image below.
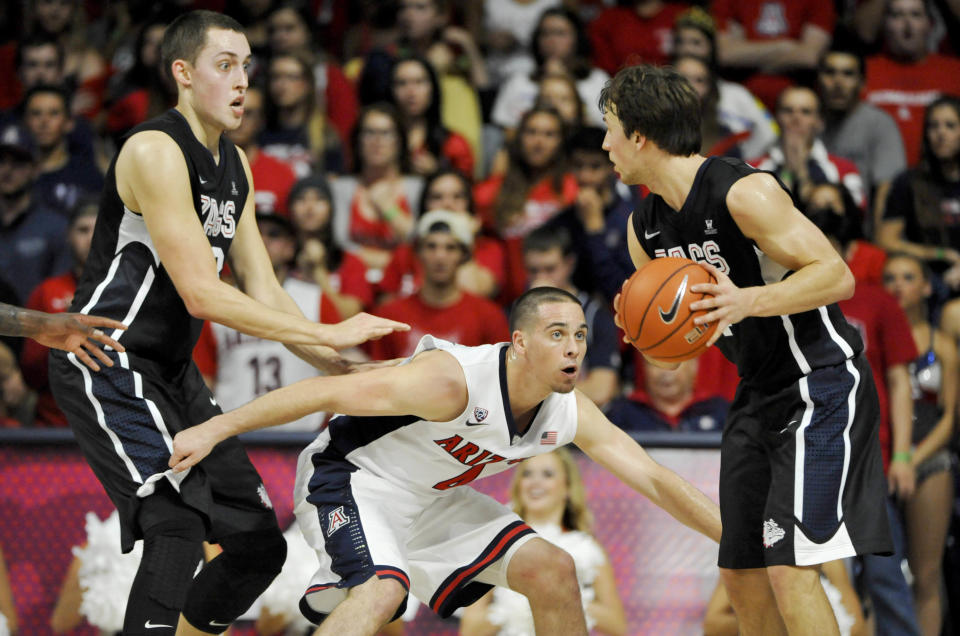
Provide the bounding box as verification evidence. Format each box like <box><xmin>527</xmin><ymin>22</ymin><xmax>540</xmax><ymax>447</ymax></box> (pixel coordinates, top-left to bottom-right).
<box><xmin>72</xmin><ymin>109</ymin><xmax>249</xmax><ymax>368</ymax></box>
<box><xmin>632</xmin><ymin>156</ymin><xmax>863</xmax><ymax>390</ymax></box>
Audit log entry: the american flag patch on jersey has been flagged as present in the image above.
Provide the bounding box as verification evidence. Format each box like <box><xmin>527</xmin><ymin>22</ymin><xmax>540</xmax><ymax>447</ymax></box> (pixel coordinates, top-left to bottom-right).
<box><xmin>540</xmin><ymin>431</ymin><xmax>557</xmax><ymax>445</ymax></box>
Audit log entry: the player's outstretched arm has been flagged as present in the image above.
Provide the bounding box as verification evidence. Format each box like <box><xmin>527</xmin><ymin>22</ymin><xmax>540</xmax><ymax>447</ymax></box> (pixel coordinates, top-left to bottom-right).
<box><xmin>169</xmin><ymin>349</ymin><xmax>467</xmax><ymax>472</ymax></box>
<box><xmin>689</xmin><ymin>173</ymin><xmax>854</xmax><ymax>343</ymax></box>
<box><xmin>572</xmin><ymin>390</ymin><xmax>721</xmax><ymax>543</ymax></box>
<box><xmin>0</xmin><ymin>303</ymin><xmax>126</xmax><ymax>371</ymax></box>
<box><xmin>117</xmin><ymin>132</ymin><xmax>408</xmax><ymax>350</ymax></box>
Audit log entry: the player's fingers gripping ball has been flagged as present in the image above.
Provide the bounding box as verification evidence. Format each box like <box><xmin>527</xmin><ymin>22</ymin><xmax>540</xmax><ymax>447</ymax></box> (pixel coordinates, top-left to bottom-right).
<box><xmin>617</xmin><ymin>257</ymin><xmax>718</xmax><ymax>362</ymax></box>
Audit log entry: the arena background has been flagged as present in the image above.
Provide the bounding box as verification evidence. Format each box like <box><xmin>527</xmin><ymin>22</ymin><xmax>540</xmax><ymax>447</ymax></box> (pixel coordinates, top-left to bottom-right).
<box><xmin>0</xmin><ymin>430</ymin><xmax>721</xmax><ymax>635</ymax></box>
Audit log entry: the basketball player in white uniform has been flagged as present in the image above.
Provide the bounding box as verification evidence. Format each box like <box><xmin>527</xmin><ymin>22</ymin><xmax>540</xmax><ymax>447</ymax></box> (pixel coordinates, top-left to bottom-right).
<box><xmin>206</xmin><ymin>213</ymin><xmax>330</xmax><ymax>431</ymax></box>
<box><xmin>170</xmin><ymin>287</ymin><xmax>722</xmax><ymax>636</ymax></box>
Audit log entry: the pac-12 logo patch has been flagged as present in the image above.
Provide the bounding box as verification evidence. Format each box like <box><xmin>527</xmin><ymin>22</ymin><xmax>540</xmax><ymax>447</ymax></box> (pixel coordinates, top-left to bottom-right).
<box><xmin>473</xmin><ymin>407</ymin><xmax>488</xmax><ymax>422</ymax></box>
<box><xmin>762</xmin><ymin>518</ymin><xmax>785</xmax><ymax>547</ymax></box>
<box><xmin>328</xmin><ymin>506</ymin><xmax>350</xmax><ymax>535</ymax></box>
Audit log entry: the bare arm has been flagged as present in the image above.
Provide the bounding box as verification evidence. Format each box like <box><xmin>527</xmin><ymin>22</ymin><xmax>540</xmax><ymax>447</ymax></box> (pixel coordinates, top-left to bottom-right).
<box><xmin>876</xmin><ymin>218</ymin><xmax>960</xmax><ymax>264</ymax></box>
<box><xmin>169</xmin><ymin>349</ymin><xmax>468</xmax><ymax>472</ymax></box>
<box><xmin>690</xmin><ymin>173</ymin><xmax>854</xmax><ymax>345</ymax></box>
<box><xmin>118</xmin><ymin>132</ymin><xmax>407</xmax><ymax>350</ymax></box>
<box><xmin>0</xmin><ymin>303</ymin><xmax>126</xmax><ymax>371</ymax></box>
<box><xmin>757</xmin><ymin>25</ymin><xmax>831</xmax><ymax>72</ymax></box>
<box><xmin>586</xmin><ymin>553</ymin><xmax>628</xmax><ymax>636</ymax></box>
<box><xmin>886</xmin><ymin>364</ymin><xmax>916</xmax><ymax>498</ymax></box>
<box><xmin>572</xmin><ymin>391</ymin><xmax>721</xmax><ymax>543</ymax></box>
<box><xmin>50</xmin><ymin>555</ymin><xmax>83</xmax><ymax>634</ymax></box>
<box><xmin>717</xmin><ymin>23</ymin><xmax>828</xmax><ymax>71</ymax></box>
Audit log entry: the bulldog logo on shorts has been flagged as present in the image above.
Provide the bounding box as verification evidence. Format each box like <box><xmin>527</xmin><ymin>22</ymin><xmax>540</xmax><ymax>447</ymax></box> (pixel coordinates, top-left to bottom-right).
<box><xmin>762</xmin><ymin>518</ymin><xmax>785</xmax><ymax>548</ymax></box>
<box><xmin>328</xmin><ymin>506</ymin><xmax>350</xmax><ymax>535</ymax></box>
<box><xmin>473</xmin><ymin>407</ymin><xmax>488</xmax><ymax>422</ymax></box>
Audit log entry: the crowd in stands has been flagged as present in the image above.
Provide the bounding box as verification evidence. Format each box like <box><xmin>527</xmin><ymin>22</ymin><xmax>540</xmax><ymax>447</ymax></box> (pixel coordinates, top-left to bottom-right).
<box><xmin>3</xmin><ymin>0</ymin><xmax>960</xmax><ymax>632</ymax></box>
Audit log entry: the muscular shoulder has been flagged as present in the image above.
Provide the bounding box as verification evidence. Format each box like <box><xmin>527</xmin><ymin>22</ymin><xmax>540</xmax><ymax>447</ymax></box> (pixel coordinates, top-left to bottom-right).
<box><xmin>726</xmin><ymin>172</ymin><xmax>790</xmax><ymax>216</ymax></box>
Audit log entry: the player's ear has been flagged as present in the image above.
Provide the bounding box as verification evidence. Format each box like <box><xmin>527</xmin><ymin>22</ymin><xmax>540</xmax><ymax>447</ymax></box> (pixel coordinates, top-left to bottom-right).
<box><xmin>511</xmin><ymin>330</ymin><xmax>525</xmax><ymax>358</ymax></box>
<box><xmin>171</xmin><ymin>59</ymin><xmax>191</xmax><ymax>87</ymax></box>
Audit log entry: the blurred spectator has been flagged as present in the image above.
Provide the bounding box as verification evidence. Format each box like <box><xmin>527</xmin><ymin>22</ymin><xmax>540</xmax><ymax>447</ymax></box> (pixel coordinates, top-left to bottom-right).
<box><xmin>884</xmin><ymin>253</ymin><xmax>957</xmax><ymax>636</ymax></box>
<box><xmin>266</xmin><ymin>4</ymin><xmax>359</xmax><ymax>146</ymax></box>
<box><xmin>864</xmin><ymin>0</ymin><xmax>960</xmax><ymax>166</ymax></box>
<box><xmin>380</xmin><ymin>169</ymin><xmax>506</xmax><ymax>299</ymax></box>
<box><xmin>194</xmin><ymin>213</ymin><xmax>338</xmax><ymax>432</ymax></box>
<box><xmin>806</xmin><ymin>187</ymin><xmax>922</xmax><ymax>636</ymax></box>
<box><xmin>0</xmin><ymin>125</ymin><xmax>69</xmax><ymax>304</ymax></box>
<box><xmin>535</xmin><ymin>73</ymin><xmax>587</xmax><ymax>133</ymax></box>
<box><xmin>492</xmin><ymin>7</ymin><xmax>608</xmax><ymax>131</ymax></box>
<box><xmin>850</xmin><ymin>0</ymin><xmax>960</xmax><ymax>52</ymax></box>
<box><xmin>751</xmin><ymin>86</ymin><xmax>865</xmax><ymax>209</ymax></box>
<box><xmin>20</xmin><ymin>199</ymin><xmax>96</xmax><ymax>428</ymax></box>
<box><xmin>261</xmin><ymin>49</ymin><xmax>344</xmax><ymax>177</ymax></box>
<box><xmin>482</xmin><ymin>0</ymin><xmax>560</xmax><ymax>85</ymax></box>
<box><xmin>588</xmin><ymin>0</ymin><xmax>687</xmax><ymax>74</ymax></box>
<box><xmin>25</xmin><ymin>0</ymin><xmax>108</xmax><ymax>120</ymax></box>
<box><xmin>366</xmin><ymin>210</ymin><xmax>509</xmax><ymax>360</ymax></box>
<box><xmin>396</xmin><ymin>0</ymin><xmax>489</xmax><ymax>91</ymax></box>
<box><xmin>877</xmin><ymin>96</ymin><xmax>960</xmax><ymax>292</ymax></box>
<box><xmin>673</xmin><ymin>55</ymin><xmax>749</xmax><ymax>158</ymax></box>
<box><xmin>103</xmin><ymin>20</ymin><xmax>174</xmax><ymax>145</ymax></box>
<box><xmin>606</xmin><ymin>358</ymin><xmax>728</xmax><ymax>434</ymax></box>
<box><xmin>523</xmin><ymin>225</ymin><xmax>620</xmax><ymax>408</ymax></box>
<box><xmin>475</xmin><ymin>106</ymin><xmax>576</xmax><ymax>302</ymax></box>
<box><xmin>541</xmin><ymin>126</ymin><xmax>633</xmax><ymax>304</ymax></box>
<box><xmin>459</xmin><ymin>449</ymin><xmax>628</xmax><ymax>636</ymax></box>
<box><xmin>289</xmin><ymin>175</ymin><xmax>373</xmax><ymax>317</ymax></box>
<box><xmin>0</xmin><ymin>339</ymin><xmax>31</xmax><ymax>428</ymax></box>
<box><xmin>713</xmin><ymin>0</ymin><xmax>835</xmax><ymax>110</ymax></box>
<box><xmin>672</xmin><ymin>8</ymin><xmax>777</xmax><ymax>160</ymax></box>
<box><xmin>23</xmin><ymin>85</ymin><xmax>103</xmax><ymax>218</ymax></box>
<box><xmin>225</xmin><ymin>85</ymin><xmax>297</xmax><ymax>216</ymax></box>
<box><xmin>806</xmin><ymin>183</ymin><xmax>887</xmax><ymax>285</ymax></box>
<box><xmin>817</xmin><ymin>44</ymin><xmax>907</xmax><ymax>233</ymax></box>
<box><xmin>390</xmin><ymin>55</ymin><xmax>474</xmax><ymax>177</ymax></box>
<box><xmin>331</xmin><ymin>103</ymin><xmax>424</xmax><ymax>278</ymax></box>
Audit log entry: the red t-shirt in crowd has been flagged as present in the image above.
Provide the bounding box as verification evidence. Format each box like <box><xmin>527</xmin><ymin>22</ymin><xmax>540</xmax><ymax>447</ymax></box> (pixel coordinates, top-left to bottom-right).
<box><xmin>329</xmin><ymin>251</ymin><xmax>376</xmax><ymax>310</ymax></box>
<box><xmin>846</xmin><ymin>240</ymin><xmax>888</xmax><ymax>287</ymax></box>
<box><xmin>588</xmin><ymin>4</ymin><xmax>687</xmax><ymax>74</ymax></box>
<box><xmin>630</xmin><ymin>345</ymin><xmax>739</xmax><ymax>404</ymax></box>
<box><xmin>838</xmin><ymin>283</ymin><xmax>917</xmax><ymax>472</ymax></box>
<box><xmin>712</xmin><ymin>0</ymin><xmax>835</xmax><ymax>110</ymax></box>
<box><xmin>365</xmin><ymin>292</ymin><xmax>510</xmax><ymax>360</ymax></box>
<box><xmin>864</xmin><ymin>53</ymin><xmax>960</xmax><ymax>166</ymax></box>
<box><xmin>20</xmin><ymin>272</ymin><xmax>77</xmax><ymax>427</ymax></box>
<box><xmin>349</xmin><ymin>192</ymin><xmax>413</xmax><ymax>248</ymax></box>
<box><xmin>378</xmin><ymin>237</ymin><xmax>507</xmax><ymax>298</ymax></box>
<box><xmin>250</xmin><ymin>150</ymin><xmax>297</xmax><ymax>216</ymax></box>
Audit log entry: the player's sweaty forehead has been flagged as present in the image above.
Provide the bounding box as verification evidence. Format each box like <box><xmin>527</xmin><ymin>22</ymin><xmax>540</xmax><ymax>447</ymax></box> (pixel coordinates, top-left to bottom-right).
<box><xmin>532</xmin><ymin>301</ymin><xmax>586</xmax><ymax>332</ymax></box>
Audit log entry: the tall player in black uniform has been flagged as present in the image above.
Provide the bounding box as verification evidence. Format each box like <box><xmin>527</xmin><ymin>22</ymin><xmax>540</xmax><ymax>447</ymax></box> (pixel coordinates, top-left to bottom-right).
<box><xmin>601</xmin><ymin>65</ymin><xmax>891</xmax><ymax>635</ymax></box>
<box><xmin>48</xmin><ymin>11</ymin><xmax>407</xmax><ymax>636</ymax></box>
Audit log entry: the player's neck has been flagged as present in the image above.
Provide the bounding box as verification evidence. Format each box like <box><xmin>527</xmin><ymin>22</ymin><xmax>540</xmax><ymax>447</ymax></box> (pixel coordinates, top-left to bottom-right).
<box><xmin>646</xmin><ymin>154</ymin><xmax>706</xmax><ymax>212</ymax></box>
<box><xmin>176</xmin><ymin>104</ymin><xmax>223</xmax><ymax>159</ymax></box>
<box><xmin>504</xmin><ymin>351</ymin><xmax>551</xmax><ymax>423</ymax></box>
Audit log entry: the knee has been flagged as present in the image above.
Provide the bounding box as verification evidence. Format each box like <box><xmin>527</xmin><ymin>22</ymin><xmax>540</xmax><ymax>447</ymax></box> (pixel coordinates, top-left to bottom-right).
<box><xmin>766</xmin><ymin>564</ymin><xmax>819</xmax><ymax>601</ymax></box>
<box><xmin>508</xmin><ymin>539</ymin><xmax>579</xmax><ymax>602</ymax></box>
<box><xmin>220</xmin><ymin>526</ymin><xmax>287</xmax><ymax>577</ymax></box>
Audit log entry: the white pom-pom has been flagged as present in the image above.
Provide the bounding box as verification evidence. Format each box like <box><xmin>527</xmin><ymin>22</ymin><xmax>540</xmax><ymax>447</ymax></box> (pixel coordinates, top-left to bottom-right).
<box><xmin>74</xmin><ymin>511</ymin><xmax>143</xmax><ymax>633</ymax></box>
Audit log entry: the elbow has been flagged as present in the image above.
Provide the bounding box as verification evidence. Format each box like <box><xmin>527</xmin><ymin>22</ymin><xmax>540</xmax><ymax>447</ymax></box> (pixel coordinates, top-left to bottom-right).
<box><xmin>836</xmin><ymin>265</ymin><xmax>855</xmax><ymax>301</ymax></box>
<box><xmin>181</xmin><ymin>286</ymin><xmax>218</xmax><ymax>321</ymax></box>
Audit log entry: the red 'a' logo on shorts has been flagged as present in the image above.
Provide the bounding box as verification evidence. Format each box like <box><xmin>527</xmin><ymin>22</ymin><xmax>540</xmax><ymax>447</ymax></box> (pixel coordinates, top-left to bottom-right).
<box><xmin>328</xmin><ymin>506</ymin><xmax>350</xmax><ymax>535</ymax></box>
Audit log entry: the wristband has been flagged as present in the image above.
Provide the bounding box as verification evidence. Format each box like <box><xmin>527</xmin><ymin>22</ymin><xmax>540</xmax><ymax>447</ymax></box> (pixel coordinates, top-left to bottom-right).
<box><xmin>382</xmin><ymin>206</ymin><xmax>401</xmax><ymax>222</ymax></box>
<box><xmin>935</xmin><ymin>247</ymin><xmax>946</xmax><ymax>260</ymax></box>
<box><xmin>892</xmin><ymin>451</ymin><xmax>912</xmax><ymax>464</ymax></box>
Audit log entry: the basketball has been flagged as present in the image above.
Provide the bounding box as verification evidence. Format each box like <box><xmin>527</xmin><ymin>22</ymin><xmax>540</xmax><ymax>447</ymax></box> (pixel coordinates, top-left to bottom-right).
<box><xmin>618</xmin><ymin>257</ymin><xmax>718</xmax><ymax>362</ymax></box>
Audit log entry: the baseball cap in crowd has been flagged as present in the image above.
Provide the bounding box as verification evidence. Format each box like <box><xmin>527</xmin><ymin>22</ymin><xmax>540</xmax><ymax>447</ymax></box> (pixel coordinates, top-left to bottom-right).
<box><xmin>256</xmin><ymin>211</ymin><xmax>296</xmax><ymax>238</ymax></box>
<box><xmin>0</xmin><ymin>124</ymin><xmax>36</xmax><ymax>162</ymax></box>
<box><xmin>416</xmin><ymin>210</ymin><xmax>474</xmax><ymax>250</ymax></box>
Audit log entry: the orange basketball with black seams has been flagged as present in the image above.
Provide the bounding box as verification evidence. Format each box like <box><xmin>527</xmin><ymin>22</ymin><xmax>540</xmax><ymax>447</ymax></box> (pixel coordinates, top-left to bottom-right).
<box><xmin>618</xmin><ymin>257</ymin><xmax>718</xmax><ymax>362</ymax></box>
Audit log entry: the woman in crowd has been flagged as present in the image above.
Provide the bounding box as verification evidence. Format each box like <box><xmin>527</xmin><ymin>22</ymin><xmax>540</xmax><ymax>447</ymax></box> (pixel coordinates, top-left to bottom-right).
<box><xmin>288</xmin><ymin>175</ymin><xmax>373</xmax><ymax>317</ymax></box>
<box><xmin>883</xmin><ymin>253</ymin><xmax>957</xmax><ymax>636</ymax></box>
<box><xmin>673</xmin><ymin>54</ymin><xmax>747</xmax><ymax>158</ymax></box>
<box><xmin>379</xmin><ymin>169</ymin><xmax>506</xmax><ymax>300</ymax></box>
<box><xmin>491</xmin><ymin>7</ymin><xmax>608</xmax><ymax>131</ymax></box>
<box><xmin>459</xmin><ymin>449</ymin><xmax>627</xmax><ymax>636</ymax></box>
<box><xmin>475</xmin><ymin>105</ymin><xmax>576</xmax><ymax>302</ymax></box>
<box><xmin>261</xmin><ymin>50</ymin><xmax>344</xmax><ymax>177</ymax></box>
<box><xmin>390</xmin><ymin>55</ymin><xmax>474</xmax><ymax>177</ymax></box>
<box><xmin>879</xmin><ymin>96</ymin><xmax>960</xmax><ymax>294</ymax></box>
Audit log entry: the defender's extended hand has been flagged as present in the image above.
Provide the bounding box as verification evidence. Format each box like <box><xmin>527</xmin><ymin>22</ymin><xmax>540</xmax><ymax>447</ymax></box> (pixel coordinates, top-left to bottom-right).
<box><xmin>324</xmin><ymin>313</ymin><xmax>410</xmax><ymax>350</ymax></box>
<box><xmin>34</xmin><ymin>313</ymin><xmax>127</xmax><ymax>371</ymax></box>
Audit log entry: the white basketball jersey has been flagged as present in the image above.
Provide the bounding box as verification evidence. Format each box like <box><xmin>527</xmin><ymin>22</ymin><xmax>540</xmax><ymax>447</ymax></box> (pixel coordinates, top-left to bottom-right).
<box><xmin>297</xmin><ymin>336</ymin><xmax>579</xmax><ymax>497</ymax></box>
<box><xmin>213</xmin><ymin>278</ymin><xmax>326</xmax><ymax>431</ymax></box>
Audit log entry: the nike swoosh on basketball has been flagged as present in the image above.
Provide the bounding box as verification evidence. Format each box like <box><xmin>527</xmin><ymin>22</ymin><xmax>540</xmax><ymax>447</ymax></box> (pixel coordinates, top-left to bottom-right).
<box><xmin>145</xmin><ymin>620</ymin><xmax>173</xmax><ymax>629</ymax></box>
<box><xmin>644</xmin><ymin>229</ymin><xmax>660</xmax><ymax>239</ymax></box>
<box><xmin>658</xmin><ymin>274</ymin><xmax>689</xmax><ymax>324</ymax></box>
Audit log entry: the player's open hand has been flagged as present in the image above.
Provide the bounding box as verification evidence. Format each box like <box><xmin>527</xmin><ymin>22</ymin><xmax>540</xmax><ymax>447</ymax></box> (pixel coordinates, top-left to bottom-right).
<box><xmin>33</xmin><ymin>313</ymin><xmax>126</xmax><ymax>371</ymax></box>
<box><xmin>169</xmin><ymin>422</ymin><xmax>221</xmax><ymax>473</ymax></box>
<box><xmin>324</xmin><ymin>313</ymin><xmax>410</xmax><ymax>350</ymax></box>
<box><xmin>688</xmin><ymin>263</ymin><xmax>758</xmax><ymax>347</ymax></box>
<box><xmin>612</xmin><ymin>289</ymin><xmax>630</xmax><ymax>344</ymax></box>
